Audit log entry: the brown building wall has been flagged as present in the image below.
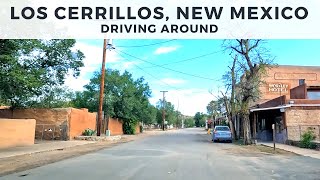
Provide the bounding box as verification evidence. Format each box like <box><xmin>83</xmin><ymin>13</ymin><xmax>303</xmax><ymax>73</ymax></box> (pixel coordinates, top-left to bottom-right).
<box><xmin>12</xmin><ymin>108</ymin><xmax>70</xmax><ymax>140</ymax></box>
<box><xmin>285</xmin><ymin>107</ymin><xmax>320</xmax><ymax>141</ymax></box>
<box><xmin>69</xmin><ymin>108</ymin><xmax>96</xmax><ymax>140</ymax></box>
<box><xmin>0</xmin><ymin>109</ymin><xmax>13</xmax><ymax>118</ymax></box>
<box><xmin>107</xmin><ymin>118</ymin><xmax>141</xmax><ymax>135</ymax></box>
<box><xmin>259</xmin><ymin>65</ymin><xmax>320</xmax><ymax>103</ymax></box>
<box><xmin>290</xmin><ymin>84</ymin><xmax>307</xmax><ymax>99</ymax></box>
<box><xmin>0</xmin><ymin>108</ymin><xmax>97</xmax><ymax>140</ymax></box>
<box><xmin>0</xmin><ymin>108</ymin><xmax>70</xmax><ymax>140</ymax></box>
<box><xmin>108</xmin><ymin>118</ymin><xmax>123</xmax><ymax>135</ymax></box>
<box><xmin>0</xmin><ymin>119</ymin><xmax>36</xmax><ymax>149</ymax></box>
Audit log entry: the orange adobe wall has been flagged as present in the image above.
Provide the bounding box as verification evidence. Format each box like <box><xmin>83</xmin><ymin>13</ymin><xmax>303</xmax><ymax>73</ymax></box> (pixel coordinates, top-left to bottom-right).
<box><xmin>108</xmin><ymin>118</ymin><xmax>123</xmax><ymax>135</ymax></box>
<box><xmin>69</xmin><ymin>108</ymin><xmax>97</xmax><ymax>140</ymax></box>
<box><xmin>0</xmin><ymin>119</ymin><xmax>36</xmax><ymax>149</ymax></box>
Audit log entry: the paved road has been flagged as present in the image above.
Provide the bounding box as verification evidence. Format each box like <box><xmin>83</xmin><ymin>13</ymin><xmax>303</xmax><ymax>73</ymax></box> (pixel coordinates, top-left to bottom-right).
<box><xmin>1</xmin><ymin>128</ymin><xmax>320</xmax><ymax>180</ymax></box>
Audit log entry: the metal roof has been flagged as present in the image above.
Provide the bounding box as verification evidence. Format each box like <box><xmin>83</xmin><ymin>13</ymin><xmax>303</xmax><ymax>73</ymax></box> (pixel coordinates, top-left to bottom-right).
<box><xmin>250</xmin><ymin>104</ymin><xmax>320</xmax><ymax>112</ymax></box>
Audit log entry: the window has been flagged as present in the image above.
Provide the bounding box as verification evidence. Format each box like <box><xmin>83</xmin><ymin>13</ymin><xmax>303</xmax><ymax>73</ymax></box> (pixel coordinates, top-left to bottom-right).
<box><xmin>299</xmin><ymin>79</ymin><xmax>305</xmax><ymax>85</ymax></box>
<box><xmin>215</xmin><ymin>126</ymin><xmax>230</xmax><ymax>131</ymax></box>
<box><xmin>307</xmin><ymin>91</ymin><xmax>320</xmax><ymax>100</ymax></box>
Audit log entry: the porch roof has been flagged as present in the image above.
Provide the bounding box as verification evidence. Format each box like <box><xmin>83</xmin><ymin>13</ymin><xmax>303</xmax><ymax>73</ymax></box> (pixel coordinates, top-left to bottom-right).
<box><xmin>250</xmin><ymin>104</ymin><xmax>320</xmax><ymax>112</ymax></box>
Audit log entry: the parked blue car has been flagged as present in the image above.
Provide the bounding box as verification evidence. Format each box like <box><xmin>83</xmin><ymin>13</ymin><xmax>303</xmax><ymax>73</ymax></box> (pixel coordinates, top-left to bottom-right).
<box><xmin>212</xmin><ymin>126</ymin><xmax>232</xmax><ymax>143</ymax></box>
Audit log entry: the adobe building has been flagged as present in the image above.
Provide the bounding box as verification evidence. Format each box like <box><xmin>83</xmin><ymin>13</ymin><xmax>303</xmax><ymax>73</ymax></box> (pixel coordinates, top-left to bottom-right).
<box><xmin>247</xmin><ymin>65</ymin><xmax>320</xmax><ymax>144</ymax></box>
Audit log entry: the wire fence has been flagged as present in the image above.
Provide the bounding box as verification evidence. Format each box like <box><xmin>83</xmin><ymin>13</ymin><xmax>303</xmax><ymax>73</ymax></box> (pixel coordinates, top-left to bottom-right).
<box><xmin>35</xmin><ymin>124</ymin><xmax>68</xmax><ymax>141</ymax></box>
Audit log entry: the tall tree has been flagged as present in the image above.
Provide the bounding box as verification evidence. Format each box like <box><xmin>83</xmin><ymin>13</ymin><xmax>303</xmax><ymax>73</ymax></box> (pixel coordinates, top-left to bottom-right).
<box><xmin>72</xmin><ymin>69</ymin><xmax>155</xmax><ymax>134</ymax></box>
<box><xmin>220</xmin><ymin>55</ymin><xmax>238</xmax><ymax>140</ymax></box>
<box><xmin>156</xmin><ymin>100</ymin><xmax>178</xmax><ymax>126</ymax></box>
<box><xmin>194</xmin><ymin>112</ymin><xmax>206</xmax><ymax>127</ymax></box>
<box><xmin>206</xmin><ymin>100</ymin><xmax>221</xmax><ymax>120</ymax></box>
<box><xmin>225</xmin><ymin>39</ymin><xmax>273</xmax><ymax>145</ymax></box>
<box><xmin>0</xmin><ymin>39</ymin><xmax>84</xmax><ymax>107</ymax></box>
<box><xmin>184</xmin><ymin>117</ymin><xmax>195</xmax><ymax>128</ymax></box>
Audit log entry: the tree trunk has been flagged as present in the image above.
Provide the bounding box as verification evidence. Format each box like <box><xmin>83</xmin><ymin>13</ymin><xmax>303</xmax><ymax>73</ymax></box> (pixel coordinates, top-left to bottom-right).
<box><xmin>230</xmin><ymin>115</ymin><xmax>238</xmax><ymax>140</ymax></box>
<box><xmin>228</xmin><ymin>115</ymin><xmax>236</xmax><ymax>140</ymax></box>
<box><xmin>242</xmin><ymin>112</ymin><xmax>252</xmax><ymax>145</ymax></box>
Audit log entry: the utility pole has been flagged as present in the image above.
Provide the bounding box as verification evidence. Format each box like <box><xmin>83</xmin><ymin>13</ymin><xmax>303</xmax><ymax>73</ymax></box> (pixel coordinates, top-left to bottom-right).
<box><xmin>160</xmin><ymin>91</ymin><xmax>168</xmax><ymax>131</ymax></box>
<box><xmin>97</xmin><ymin>39</ymin><xmax>109</xmax><ymax>136</ymax></box>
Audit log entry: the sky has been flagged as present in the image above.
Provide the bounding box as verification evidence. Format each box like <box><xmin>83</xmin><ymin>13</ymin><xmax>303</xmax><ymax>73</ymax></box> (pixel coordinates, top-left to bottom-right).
<box><xmin>64</xmin><ymin>39</ymin><xmax>320</xmax><ymax>116</ymax></box>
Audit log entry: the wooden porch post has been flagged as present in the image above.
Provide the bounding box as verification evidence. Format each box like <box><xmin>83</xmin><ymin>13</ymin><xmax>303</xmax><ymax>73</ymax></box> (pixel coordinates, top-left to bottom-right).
<box><xmin>253</xmin><ymin>112</ymin><xmax>257</xmax><ymax>139</ymax></box>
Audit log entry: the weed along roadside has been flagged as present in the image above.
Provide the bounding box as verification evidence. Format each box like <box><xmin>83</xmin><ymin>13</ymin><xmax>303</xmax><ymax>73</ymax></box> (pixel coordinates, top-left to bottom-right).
<box><xmin>0</xmin><ymin>130</ymin><xmax>160</xmax><ymax>177</ymax></box>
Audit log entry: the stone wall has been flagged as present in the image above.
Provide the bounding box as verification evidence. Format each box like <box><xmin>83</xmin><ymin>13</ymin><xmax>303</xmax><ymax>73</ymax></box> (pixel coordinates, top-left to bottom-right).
<box><xmin>286</xmin><ymin>107</ymin><xmax>320</xmax><ymax>141</ymax></box>
<box><xmin>0</xmin><ymin>119</ymin><xmax>36</xmax><ymax>149</ymax></box>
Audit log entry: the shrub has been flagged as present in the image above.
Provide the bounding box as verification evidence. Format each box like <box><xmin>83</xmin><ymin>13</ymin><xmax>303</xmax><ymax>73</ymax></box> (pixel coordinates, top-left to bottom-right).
<box><xmin>82</xmin><ymin>128</ymin><xmax>96</xmax><ymax>136</ymax></box>
<box><xmin>300</xmin><ymin>128</ymin><xmax>317</xmax><ymax>149</ymax></box>
<box><xmin>140</xmin><ymin>125</ymin><xmax>144</xmax><ymax>133</ymax></box>
<box><xmin>123</xmin><ymin>121</ymin><xmax>136</xmax><ymax>135</ymax></box>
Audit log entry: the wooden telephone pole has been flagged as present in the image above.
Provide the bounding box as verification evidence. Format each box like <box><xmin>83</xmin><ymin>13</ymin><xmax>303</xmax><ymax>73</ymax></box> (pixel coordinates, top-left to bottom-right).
<box><xmin>97</xmin><ymin>39</ymin><xmax>109</xmax><ymax>136</ymax></box>
<box><xmin>160</xmin><ymin>91</ymin><xmax>168</xmax><ymax>131</ymax></box>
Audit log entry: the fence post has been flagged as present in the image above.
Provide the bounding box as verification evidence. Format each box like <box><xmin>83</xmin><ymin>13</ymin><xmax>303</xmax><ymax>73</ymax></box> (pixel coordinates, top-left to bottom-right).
<box><xmin>52</xmin><ymin>126</ymin><xmax>55</xmax><ymax>140</ymax></box>
<box><xmin>272</xmin><ymin>124</ymin><xmax>276</xmax><ymax>153</ymax></box>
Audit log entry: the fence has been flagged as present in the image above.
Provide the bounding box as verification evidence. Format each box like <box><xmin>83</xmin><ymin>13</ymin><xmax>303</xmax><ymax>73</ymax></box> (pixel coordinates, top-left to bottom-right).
<box><xmin>35</xmin><ymin>124</ymin><xmax>68</xmax><ymax>141</ymax></box>
<box><xmin>287</xmin><ymin>125</ymin><xmax>320</xmax><ymax>142</ymax></box>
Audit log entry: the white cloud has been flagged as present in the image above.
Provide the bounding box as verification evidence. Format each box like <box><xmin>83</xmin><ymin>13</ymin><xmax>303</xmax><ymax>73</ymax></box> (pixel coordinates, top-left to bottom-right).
<box><xmin>64</xmin><ymin>42</ymin><xmax>121</xmax><ymax>91</ymax></box>
<box><xmin>73</xmin><ymin>42</ymin><xmax>120</xmax><ymax>67</ymax></box>
<box><xmin>154</xmin><ymin>46</ymin><xmax>180</xmax><ymax>55</ymax></box>
<box><xmin>158</xmin><ymin>78</ymin><xmax>186</xmax><ymax>85</ymax></box>
<box><xmin>64</xmin><ymin>75</ymin><xmax>90</xmax><ymax>92</ymax></box>
<box><xmin>149</xmin><ymin>88</ymin><xmax>218</xmax><ymax>116</ymax></box>
<box><xmin>110</xmin><ymin>61</ymin><xmax>140</xmax><ymax>72</ymax></box>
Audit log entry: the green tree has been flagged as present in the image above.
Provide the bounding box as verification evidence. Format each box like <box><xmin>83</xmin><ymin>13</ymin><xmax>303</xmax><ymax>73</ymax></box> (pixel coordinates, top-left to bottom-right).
<box><xmin>156</xmin><ymin>100</ymin><xmax>178</xmax><ymax>127</ymax></box>
<box><xmin>0</xmin><ymin>39</ymin><xmax>84</xmax><ymax>107</ymax></box>
<box><xmin>72</xmin><ymin>69</ymin><xmax>155</xmax><ymax>134</ymax></box>
<box><xmin>28</xmin><ymin>86</ymin><xmax>75</xmax><ymax>108</ymax></box>
<box><xmin>184</xmin><ymin>117</ymin><xmax>195</xmax><ymax>128</ymax></box>
<box><xmin>194</xmin><ymin>112</ymin><xmax>206</xmax><ymax>127</ymax></box>
<box><xmin>207</xmin><ymin>100</ymin><xmax>222</xmax><ymax>120</ymax></box>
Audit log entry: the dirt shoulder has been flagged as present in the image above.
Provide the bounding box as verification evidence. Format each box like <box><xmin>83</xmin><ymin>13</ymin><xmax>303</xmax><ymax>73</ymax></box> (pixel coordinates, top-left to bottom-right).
<box><xmin>0</xmin><ymin>131</ymin><xmax>157</xmax><ymax>177</ymax></box>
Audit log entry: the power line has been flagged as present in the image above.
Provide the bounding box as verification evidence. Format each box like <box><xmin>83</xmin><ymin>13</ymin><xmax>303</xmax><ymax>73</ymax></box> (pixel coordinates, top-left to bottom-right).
<box><xmin>115</xmin><ymin>39</ymin><xmax>177</xmax><ymax>48</ymax></box>
<box><xmin>115</xmin><ymin>49</ymin><xmax>219</xmax><ymax>81</ymax></box>
<box><xmin>115</xmin><ymin>50</ymin><xmax>217</xmax><ymax>97</ymax></box>
<box><xmin>142</xmin><ymin>50</ymin><xmax>223</xmax><ymax>69</ymax></box>
<box><xmin>116</xmin><ymin>51</ymin><xmax>182</xmax><ymax>91</ymax></box>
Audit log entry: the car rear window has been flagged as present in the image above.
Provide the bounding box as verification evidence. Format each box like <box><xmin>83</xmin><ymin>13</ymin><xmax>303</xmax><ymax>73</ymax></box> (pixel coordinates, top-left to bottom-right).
<box><xmin>215</xmin><ymin>126</ymin><xmax>230</xmax><ymax>131</ymax></box>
